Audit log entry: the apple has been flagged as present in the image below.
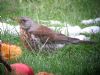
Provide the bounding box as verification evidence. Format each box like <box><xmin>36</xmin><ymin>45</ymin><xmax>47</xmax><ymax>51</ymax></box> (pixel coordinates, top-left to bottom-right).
<box><xmin>10</xmin><ymin>63</ymin><xmax>34</xmax><ymax>75</ymax></box>
<box><xmin>36</xmin><ymin>72</ymin><xmax>54</xmax><ymax>75</ymax></box>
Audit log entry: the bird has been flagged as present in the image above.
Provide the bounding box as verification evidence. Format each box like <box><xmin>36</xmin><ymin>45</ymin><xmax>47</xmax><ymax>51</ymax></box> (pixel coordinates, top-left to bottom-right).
<box><xmin>16</xmin><ymin>16</ymin><xmax>95</xmax><ymax>51</ymax></box>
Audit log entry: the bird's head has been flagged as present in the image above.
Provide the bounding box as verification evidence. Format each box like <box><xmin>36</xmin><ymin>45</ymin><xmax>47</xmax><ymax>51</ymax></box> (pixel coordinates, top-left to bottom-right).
<box><xmin>14</xmin><ymin>16</ymin><xmax>33</xmax><ymax>30</ymax></box>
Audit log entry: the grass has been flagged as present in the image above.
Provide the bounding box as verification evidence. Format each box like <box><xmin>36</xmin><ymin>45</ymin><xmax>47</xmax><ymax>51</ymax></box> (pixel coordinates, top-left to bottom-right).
<box><xmin>0</xmin><ymin>0</ymin><xmax>100</xmax><ymax>75</ymax></box>
<box><xmin>0</xmin><ymin>0</ymin><xmax>100</xmax><ymax>26</ymax></box>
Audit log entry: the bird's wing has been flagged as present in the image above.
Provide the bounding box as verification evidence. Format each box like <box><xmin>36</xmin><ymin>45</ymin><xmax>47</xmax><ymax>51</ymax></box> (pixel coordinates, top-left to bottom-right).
<box><xmin>29</xmin><ymin>25</ymin><xmax>95</xmax><ymax>44</ymax></box>
<box><xmin>30</xmin><ymin>25</ymin><xmax>56</xmax><ymax>40</ymax></box>
<box><xmin>24</xmin><ymin>24</ymin><xmax>95</xmax><ymax>46</ymax></box>
<box><xmin>29</xmin><ymin>26</ymin><xmax>81</xmax><ymax>44</ymax></box>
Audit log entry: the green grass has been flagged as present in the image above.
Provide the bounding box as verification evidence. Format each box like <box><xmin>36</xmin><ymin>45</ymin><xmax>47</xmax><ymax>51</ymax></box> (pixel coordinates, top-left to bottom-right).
<box><xmin>0</xmin><ymin>0</ymin><xmax>100</xmax><ymax>26</ymax></box>
<box><xmin>0</xmin><ymin>0</ymin><xmax>100</xmax><ymax>75</ymax></box>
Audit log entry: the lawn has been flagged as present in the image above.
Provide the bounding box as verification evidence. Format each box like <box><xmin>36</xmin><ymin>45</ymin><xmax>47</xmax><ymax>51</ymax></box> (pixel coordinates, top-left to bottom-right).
<box><xmin>0</xmin><ymin>0</ymin><xmax>100</xmax><ymax>75</ymax></box>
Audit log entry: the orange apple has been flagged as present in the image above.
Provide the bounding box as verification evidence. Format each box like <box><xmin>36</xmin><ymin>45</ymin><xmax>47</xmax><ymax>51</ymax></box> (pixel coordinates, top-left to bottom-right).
<box><xmin>36</xmin><ymin>72</ymin><xmax>54</xmax><ymax>75</ymax></box>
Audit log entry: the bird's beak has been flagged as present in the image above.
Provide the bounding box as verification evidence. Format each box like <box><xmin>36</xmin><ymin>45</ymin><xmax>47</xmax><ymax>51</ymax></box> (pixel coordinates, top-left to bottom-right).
<box><xmin>11</xmin><ymin>17</ymin><xmax>21</xmax><ymax>23</ymax></box>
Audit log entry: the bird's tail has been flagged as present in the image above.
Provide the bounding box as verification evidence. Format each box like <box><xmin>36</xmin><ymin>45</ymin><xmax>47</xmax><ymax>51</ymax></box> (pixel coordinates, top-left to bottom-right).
<box><xmin>54</xmin><ymin>37</ymin><xmax>96</xmax><ymax>44</ymax></box>
<box><xmin>64</xmin><ymin>37</ymin><xmax>96</xmax><ymax>44</ymax></box>
<box><xmin>63</xmin><ymin>37</ymin><xmax>96</xmax><ymax>44</ymax></box>
<box><xmin>78</xmin><ymin>40</ymin><xmax>96</xmax><ymax>44</ymax></box>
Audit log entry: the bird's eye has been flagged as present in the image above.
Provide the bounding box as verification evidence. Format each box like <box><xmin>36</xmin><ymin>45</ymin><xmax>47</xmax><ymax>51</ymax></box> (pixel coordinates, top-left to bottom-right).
<box><xmin>22</xmin><ymin>19</ymin><xmax>26</xmax><ymax>22</ymax></box>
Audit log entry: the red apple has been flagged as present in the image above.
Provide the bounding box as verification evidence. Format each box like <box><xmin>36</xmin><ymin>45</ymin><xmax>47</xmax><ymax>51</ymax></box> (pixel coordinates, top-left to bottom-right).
<box><xmin>10</xmin><ymin>63</ymin><xmax>34</xmax><ymax>75</ymax></box>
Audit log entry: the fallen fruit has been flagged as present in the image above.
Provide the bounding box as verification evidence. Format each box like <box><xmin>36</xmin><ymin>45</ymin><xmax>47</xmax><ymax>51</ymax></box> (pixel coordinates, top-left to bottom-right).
<box><xmin>10</xmin><ymin>63</ymin><xmax>34</xmax><ymax>75</ymax></box>
<box><xmin>36</xmin><ymin>72</ymin><xmax>54</xmax><ymax>75</ymax></box>
<box><xmin>1</xmin><ymin>43</ymin><xmax>22</xmax><ymax>60</ymax></box>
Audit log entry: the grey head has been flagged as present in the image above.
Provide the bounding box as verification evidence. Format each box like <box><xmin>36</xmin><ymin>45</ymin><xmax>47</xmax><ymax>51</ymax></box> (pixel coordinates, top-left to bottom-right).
<box><xmin>19</xmin><ymin>16</ymin><xmax>37</xmax><ymax>30</ymax></box>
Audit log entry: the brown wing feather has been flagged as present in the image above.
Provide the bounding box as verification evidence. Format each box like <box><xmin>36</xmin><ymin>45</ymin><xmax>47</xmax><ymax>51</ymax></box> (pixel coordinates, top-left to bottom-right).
<box><xmin>30</xmin><ymin>26</ymin><xmax>56</xmax><ymax>40</ymax></box>
<box><xmin>30</xmin><ymin>26</ymin><xmax>80</xmax><ymax>44</ymax></box>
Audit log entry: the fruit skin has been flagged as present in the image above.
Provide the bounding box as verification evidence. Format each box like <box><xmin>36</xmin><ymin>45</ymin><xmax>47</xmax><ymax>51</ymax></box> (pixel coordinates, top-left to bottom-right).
<box><xmin>1</xmin><ymin>43</ymin><xmax>22</xmax><ymax>60</ymax></box>
<box><xmin>36</xmin><ymin>72</ymin><xmax>54</xmax><ymax>75</ymax></box>
<box><xmin>10</xmin><ymin>63</ymin><xmax>34</xmax><ymax>75</ymax></box>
